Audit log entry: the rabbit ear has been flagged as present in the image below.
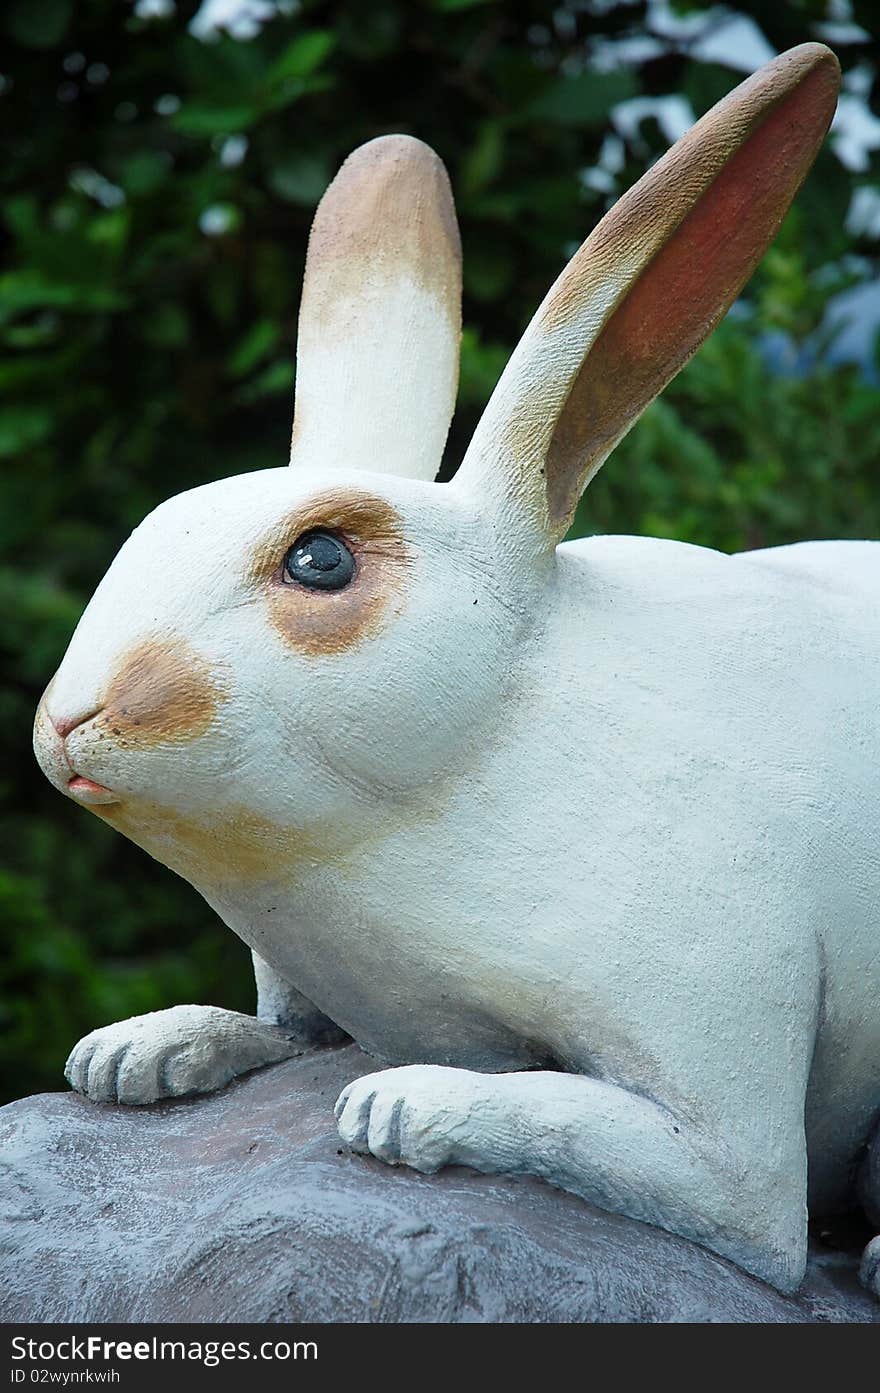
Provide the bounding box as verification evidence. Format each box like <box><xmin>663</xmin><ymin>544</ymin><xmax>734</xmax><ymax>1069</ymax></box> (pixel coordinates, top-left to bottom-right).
<box><xmin>456</xmin><ymin>44</ymin><xmax>839</xmax><ymax>545</ymax></box>
<box><xmin>290</xmin><ymin>135</ymin><xmax>461</xmax><ymax>482</ymax></box>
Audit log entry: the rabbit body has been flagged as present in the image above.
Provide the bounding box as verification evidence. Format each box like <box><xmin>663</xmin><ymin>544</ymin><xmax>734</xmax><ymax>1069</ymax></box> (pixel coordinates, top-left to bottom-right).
<box><xmin>34</xmin><ymin>45</ymin><xmax>880</xmax><ymax>1295</ymax></box>
<box><xmin>195</xmin><ymin>528</ymin><xmax>880</xmax><ymax>1118</ymax></box>
<box><xmin>210</xmin><ymin>527</ymin><xmax>880</xmax><ymax>1249</ymax></box>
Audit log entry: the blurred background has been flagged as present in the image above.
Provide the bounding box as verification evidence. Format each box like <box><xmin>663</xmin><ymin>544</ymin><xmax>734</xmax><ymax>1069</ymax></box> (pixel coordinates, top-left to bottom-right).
<box><xmin>2</xmin><ymin>0</ymin><xmax>879</xmax><ymax>1104</ymax></box>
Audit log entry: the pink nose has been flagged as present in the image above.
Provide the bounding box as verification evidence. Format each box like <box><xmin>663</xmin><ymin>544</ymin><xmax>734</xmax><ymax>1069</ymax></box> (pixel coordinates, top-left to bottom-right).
<box><xmin>50</xmin><ymin>708</ymin><xmax>101</xmax><ymax>740</ymax></box>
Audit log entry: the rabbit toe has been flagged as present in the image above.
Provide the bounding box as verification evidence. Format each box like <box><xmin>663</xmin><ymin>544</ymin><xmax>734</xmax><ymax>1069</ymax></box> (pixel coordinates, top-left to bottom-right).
<box><xmin>336</xmin><ymin>1065</ymin><xmax>487</xmax><ymax>1175</ymax></box>
<box><xmin>64</xmin><ymin>1005</ymin><xmax>299</xmax><ymax>1105</ymax></box>
<box><xmin>66</xmin><ymin>1018</ymin><xmax>170</xmax><ymax>1104</ymax></box>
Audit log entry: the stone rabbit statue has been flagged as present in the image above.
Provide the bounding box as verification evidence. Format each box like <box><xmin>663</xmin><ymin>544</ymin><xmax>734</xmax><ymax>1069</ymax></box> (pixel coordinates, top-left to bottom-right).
<box><xmin>34</xmin><ymin>43</ymin><xmax>880</xmax><ymax>1297</ymax></box>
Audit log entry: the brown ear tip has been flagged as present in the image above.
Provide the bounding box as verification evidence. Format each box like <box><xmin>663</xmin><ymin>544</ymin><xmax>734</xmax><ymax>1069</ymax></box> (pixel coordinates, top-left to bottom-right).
<box><xmin>780</xmin><ymin>41</ymin><xmax>841</xmax><ymax>92</ymax></box>
<box><xmin>343</xmin><ymin>133</ymin><xmax>446</xmax><ymax>174</ymax></box>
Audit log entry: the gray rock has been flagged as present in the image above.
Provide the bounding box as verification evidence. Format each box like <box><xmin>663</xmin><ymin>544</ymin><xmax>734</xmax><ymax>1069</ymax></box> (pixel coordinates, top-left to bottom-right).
<box><xmin>0</xmin><ymin>1044</ymin><xmax>876</xmax><ymax>1323</ymax></box>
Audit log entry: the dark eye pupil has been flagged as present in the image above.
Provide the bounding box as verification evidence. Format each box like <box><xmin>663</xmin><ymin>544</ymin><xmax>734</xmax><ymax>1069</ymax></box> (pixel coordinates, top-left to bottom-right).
<box><xmin>283</xmin><ymin>530</ymin><xmax>355</xmax><ymax>591</ymax></box>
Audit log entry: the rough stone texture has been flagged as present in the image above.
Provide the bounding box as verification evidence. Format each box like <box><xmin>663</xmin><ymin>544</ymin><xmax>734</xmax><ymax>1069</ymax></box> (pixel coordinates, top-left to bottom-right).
<box><xmin>0</xmin><ymin>1043</ymin><xmax>876</xmax><ymax>1324</ymax></box>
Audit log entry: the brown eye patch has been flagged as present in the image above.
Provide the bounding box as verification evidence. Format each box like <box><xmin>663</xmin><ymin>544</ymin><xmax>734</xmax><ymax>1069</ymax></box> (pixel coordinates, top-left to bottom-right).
<box><xmin>249</xmin><ymin>490</ymin><xmax>412</xmax><ymax>656</ymax></box>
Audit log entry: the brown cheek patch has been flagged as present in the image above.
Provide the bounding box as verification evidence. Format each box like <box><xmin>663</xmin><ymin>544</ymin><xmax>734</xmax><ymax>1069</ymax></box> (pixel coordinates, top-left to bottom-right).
<box><xmin>94</xmin><ymin>800</ymin><xmax>346</xmax><ymax>887</ymax></box>
<box><xmin>99</xmin><ymin>636</ymin><xmax>227</xmax><ymax>749</ymax></box>
<box><xmin>249</xmin><ymin>491</ymin><xmax>412</xmax><ymax>657</ymax></box>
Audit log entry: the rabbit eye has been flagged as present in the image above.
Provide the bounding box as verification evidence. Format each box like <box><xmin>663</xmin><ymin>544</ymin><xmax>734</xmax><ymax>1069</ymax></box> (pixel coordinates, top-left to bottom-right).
<box><xmin>283</xmin><ymin>530</ymin><xmax>355</xmax><ymax>591</ymax></box>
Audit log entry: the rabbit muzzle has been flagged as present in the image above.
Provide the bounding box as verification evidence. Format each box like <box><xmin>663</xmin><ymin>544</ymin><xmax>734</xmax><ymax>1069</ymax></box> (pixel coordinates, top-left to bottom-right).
<box><xmin>32</xmin><ymin>697</ymin><xmax>119</xmax><ymax>806</ymax></box>
<box><xmin>33</xmin><ymin>632</ymin><xmax>229</xmax><ymax>811</ymax></box>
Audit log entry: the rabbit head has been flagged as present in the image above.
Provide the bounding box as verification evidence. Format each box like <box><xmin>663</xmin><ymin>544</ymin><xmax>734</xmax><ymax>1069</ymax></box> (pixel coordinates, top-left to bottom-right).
<box><xmin>33</xmin><ymin>137</ymin><xmax>507</xmax><ymax>884</ymax></box>
<box><xmin>33</xmin><ymin>46</ymin><xmax>839</xmax><ymax>890</ymax></box>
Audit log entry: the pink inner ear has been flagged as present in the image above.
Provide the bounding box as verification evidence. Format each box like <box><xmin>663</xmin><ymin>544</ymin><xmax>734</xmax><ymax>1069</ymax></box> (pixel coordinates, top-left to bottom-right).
<box><xmin>545</xmin><ymin>62</ymin><xmax>837</xmax><ymax>530</ymax></box>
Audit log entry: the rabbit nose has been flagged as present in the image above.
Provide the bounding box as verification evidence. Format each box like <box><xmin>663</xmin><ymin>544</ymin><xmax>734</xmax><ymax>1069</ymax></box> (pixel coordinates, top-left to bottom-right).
<box><xmin>34</xmin><ymin>699</ymin><xmax>119</xmax><ymax>805</ymax></box>
<box><xmin>50</xmin><ymin>707</ymin><xmax>103</xmax><ymax>741</ymax></box>
<box><xmin>33</xmin><ymin>698</ymin><xmax>73</xmax><ymax>795</ymax></box>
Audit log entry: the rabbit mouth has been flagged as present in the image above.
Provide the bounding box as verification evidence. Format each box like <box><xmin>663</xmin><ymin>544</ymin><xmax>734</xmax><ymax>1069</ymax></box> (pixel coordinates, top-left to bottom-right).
<box><xmin>66</xmin><ymin>774</ymin><xmax>119</xmax><ymax>806</ymax></box>
<box><xmin>33</xmin><ymin>698</ymin><xmax>121</xmax><ymax>805</ymax></box>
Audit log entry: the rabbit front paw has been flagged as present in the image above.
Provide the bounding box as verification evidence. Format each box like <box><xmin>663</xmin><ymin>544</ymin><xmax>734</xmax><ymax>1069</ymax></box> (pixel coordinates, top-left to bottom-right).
<box><xmin>335</xmin><ymin>1064</ymin><xmax>495</xmax><ymax>1174</ymax></box>
<box><xmin>65</xmin><ymin>1004</ymin><xmax>300</xmax><ymax>1105</ymax></box>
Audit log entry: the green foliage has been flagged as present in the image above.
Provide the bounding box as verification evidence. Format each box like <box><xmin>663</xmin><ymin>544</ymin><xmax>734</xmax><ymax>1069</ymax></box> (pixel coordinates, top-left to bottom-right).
<box><xmin>1</xmin><ymin>0</ymin><xmax>879</xmax><ymax>1102</ymax></box>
